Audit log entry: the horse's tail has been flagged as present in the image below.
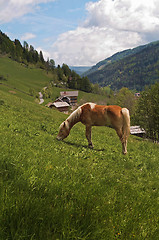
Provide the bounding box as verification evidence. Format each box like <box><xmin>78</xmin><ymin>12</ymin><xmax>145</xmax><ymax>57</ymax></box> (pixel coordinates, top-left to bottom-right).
<box><xmin>121</xmin><ymin>108</ymin><xmax>130</xmax><ymax>141</ymax></box>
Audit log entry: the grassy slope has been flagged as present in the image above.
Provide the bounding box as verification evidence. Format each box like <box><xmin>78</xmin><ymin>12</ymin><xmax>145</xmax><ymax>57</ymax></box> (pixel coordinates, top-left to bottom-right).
<box><xmin>0</xmin><ymin>56</ymin><xmax>111</xmax><ymax>105</ymax></box>
<box><xmin>1</xmin><ymin>89</ymin><xmax>159</xmax><ymax>240</ymax></box>
<box><xmin>0</xmin><ymin>57</ymin><xmax>52</xmax><ymax>100</ymax></box>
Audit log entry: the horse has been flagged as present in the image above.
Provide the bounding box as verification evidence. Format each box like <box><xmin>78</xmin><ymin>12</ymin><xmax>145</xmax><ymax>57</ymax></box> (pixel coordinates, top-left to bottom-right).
<box><xmin>56</xmin><ymin>102</ymin><xmax>130</xmax><ymax>154</ymax></box>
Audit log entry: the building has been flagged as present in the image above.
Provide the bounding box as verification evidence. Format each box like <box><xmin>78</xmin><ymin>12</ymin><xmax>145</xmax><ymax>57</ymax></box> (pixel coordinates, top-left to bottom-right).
<box><xmin>60</xmin><ymin>91</ymin><xmax>78</xmax><ymax>105</ymax></box>
<box><xmin>130</xmin><ymin>126</ymin><xmax>146</xmax><ymax>137</ymax></box>
<box><xmin>48</xmin><ymin>102</ymin><xmax>70</xmax><ymax>114</ymax></box>
<box><xmin>135</xmin><ymin>93</ymin><xmax>140</xmax><ymax>97</ymax></box>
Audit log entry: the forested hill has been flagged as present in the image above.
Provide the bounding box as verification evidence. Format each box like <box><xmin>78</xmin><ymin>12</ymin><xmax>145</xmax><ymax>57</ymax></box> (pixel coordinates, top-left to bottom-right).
<box><xmin>84</xmin><ymin>41</ymin><xmax>159</xmax><ymax>91</ymax></box>
<box><xmin>0</xmin><ymin>30</ymin><xmax>92</xmax><ymax>93</ymax></box>
<box><xmin>83</xmin><ymin>44</ymin><xmax>148</xmax><ymax>76</ymax></box>
<box><xmin>0</xmin><ymin>30</ymin><xmax>46</xmax><ymax>67</ymax></box>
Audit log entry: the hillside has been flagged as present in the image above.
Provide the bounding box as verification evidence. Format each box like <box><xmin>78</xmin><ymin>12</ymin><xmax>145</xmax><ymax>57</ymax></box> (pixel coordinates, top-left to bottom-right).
<box><xmin>0</xmin><ymin>57</ymin><xmax>105</xmax><ymax>107</ymax></box>
<box><xmin>0</xmin><ymin>30</ymin><xmax>94</xmax><ymax>95</ymax></box>
<box><xmin>83</xmin><ymin>44</ymin><xmax>148</xmax><ymax>76</ymax></box>
<box><xmin>85</xmin><ymin>41</ymin><xmax>159</xmax><ymax>91</ymax></box>
<box><xmin>1</xmin><ymin>87</ymin><xmax>159</xmax><ymax>239</ymax></box>
<box><xmin>0</xmin><ymin>57</ymin><xmax>53</xmax><ymax>101</ymax></box>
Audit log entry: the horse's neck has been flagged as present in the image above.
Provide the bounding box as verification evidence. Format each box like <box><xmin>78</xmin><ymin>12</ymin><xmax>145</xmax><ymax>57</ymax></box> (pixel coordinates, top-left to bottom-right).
<box><xmin>67</xmin><ymin>107</ymin><xmax>81</xmax><ymax>129</ymax></box>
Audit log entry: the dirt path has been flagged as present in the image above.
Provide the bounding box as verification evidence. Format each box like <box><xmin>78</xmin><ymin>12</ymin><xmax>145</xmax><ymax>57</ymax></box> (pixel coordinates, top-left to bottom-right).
<box><xmin>39</xmin><ymin>91</ymin><xmax>44</xmax><ymax>104</ymax></box>
<box><xmin>39</xmin><ymin>87</ymin><xmax>47</xmax><ymax>104</ymax></box>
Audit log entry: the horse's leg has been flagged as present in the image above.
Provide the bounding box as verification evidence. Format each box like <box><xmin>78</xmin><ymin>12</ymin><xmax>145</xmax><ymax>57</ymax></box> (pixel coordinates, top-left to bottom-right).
<box><xmin>123</xmin><ymin>139</ymin><xmax>127</xmax><ymax>155</ymax></box>
<box><xmin>116</xmin><ymin>128</ymin><xmax>127</xmax><ymax>154</ymax></box>
<box><xmin>85</xmin><ymin>125</ymin><xmax>93</xmax><ymax>148</ymax></box>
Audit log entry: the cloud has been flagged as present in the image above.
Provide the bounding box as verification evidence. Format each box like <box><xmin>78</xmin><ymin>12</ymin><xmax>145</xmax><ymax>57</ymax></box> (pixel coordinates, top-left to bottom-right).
<box><xmin>51</xmin><ymin>0</ymin><xmax>159</xmax><ymax>66</ymax></box>
<box><xmin>52</xmin><ymin>26</ymin><xmax>142</xmax><ymax>66</ymax></box>
<box><xmin>0</xmin><ymin>0</ymin><xmax>56</xmax><ymax>23</ymax></box>
<box><xmin>1</xmin><ymin>0</ymin><xmax>159</xmax><ymax>66</ymax></box>
<box><xmin>21</xmin><ymin>33</ymin><xmax>36</xmax><ymax>41</ymax></box>
<box><xmin>84</xmin><ymin>0</ymin><xmax>159</xmax><ymax>32</ymax></box>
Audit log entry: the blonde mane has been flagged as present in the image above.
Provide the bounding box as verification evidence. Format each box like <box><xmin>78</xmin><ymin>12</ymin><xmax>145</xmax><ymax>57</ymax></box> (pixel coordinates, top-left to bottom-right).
<box><xmin>66</xmin><ymin>106</ymin><xmax>82</xmax><ymax>125</ymax></box>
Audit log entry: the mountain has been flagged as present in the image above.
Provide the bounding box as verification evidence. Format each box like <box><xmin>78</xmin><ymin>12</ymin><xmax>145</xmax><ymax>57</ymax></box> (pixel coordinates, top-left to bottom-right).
<box><xmin>84</xmin><ymin>41</ymin><xmax>159</xmax><ymax>91</ymax></box>
<box><xmin>69</xmin><ymin>66</ymin><xmax>92</xmax><ymax>75</ymax></box>
<box><xmin>83</xmin><ymin>44</ymin><xmax>148</xmax><ymax>77</ymax></box>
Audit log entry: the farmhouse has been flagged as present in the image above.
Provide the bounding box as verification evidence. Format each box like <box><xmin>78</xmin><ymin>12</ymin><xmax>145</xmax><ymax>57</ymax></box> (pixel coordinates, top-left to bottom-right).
<box><xmin>60</xmin><ymin>91</ymin><xmax>78</xmax><ymax>105</ymax></box>
<box><xmin>45</xmin><ymin>91</ymin><xmax>78</xmax><ymax>114</ymax></box>
<box><xmin>130</xmin><ymin>126</ymin><xmax>146</xmax><ymax>137</ymax></box>
<box><xmin>47</xmin><ymin>101</ymin><xmax>70</xmax><ymax>114</ymax></box>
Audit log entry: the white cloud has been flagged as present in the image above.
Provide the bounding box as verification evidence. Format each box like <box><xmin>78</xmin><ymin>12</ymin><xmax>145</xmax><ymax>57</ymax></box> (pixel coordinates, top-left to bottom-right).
<box><xmin>51</xmin><ymin>0</ymin><xmax>159</xmax><ymax>66</ymax></box>
<box><xmin>52</xmin><ymin>26</ymin><xmax>142</xmax><ymax>66</ymax></box>
<box><xmin>21</xmin><ymin>32</ymin><xmax>36</xmax><ymax>41</ymax></box>
<box><xmin>1</xmin><ymin>0</ymin><xmax>159</xmax><ymax>66</ymax></box>
<box><xmin>84</xmin><ymin>0</ymin><xmax>159</xmax><ymax>32</ymax></box>
<box><xmin>0</xmin><ymin>0</ymin><xmax>56</xmax><ymax>23</ymax></box>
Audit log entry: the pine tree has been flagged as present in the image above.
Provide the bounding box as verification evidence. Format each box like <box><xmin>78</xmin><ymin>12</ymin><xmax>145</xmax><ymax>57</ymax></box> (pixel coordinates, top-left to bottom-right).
<box><xmin>39</xmin><ymin>51</ymin><xmax>44</xmax><ymax>63</ymax></box>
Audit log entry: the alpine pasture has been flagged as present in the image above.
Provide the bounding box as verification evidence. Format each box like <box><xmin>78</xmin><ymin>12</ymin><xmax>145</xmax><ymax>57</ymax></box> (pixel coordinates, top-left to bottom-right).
<box><xmin>0</xmin><ymin>59</ymin><xmax>159</xmax><ymax>239</ymax></box>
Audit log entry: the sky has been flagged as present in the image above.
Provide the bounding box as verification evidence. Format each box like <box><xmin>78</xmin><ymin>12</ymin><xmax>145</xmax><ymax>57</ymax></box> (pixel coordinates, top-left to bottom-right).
<box><xmin>0</xmin><ymin>0</ymin><xmax>159</xmax><ymax>66</ymax></box>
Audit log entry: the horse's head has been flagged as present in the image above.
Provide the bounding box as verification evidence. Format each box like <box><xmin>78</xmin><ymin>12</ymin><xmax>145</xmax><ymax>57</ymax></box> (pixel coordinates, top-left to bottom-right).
<box><xmin>56</xmin><ymin>121</ymin><xmax>70</xmax><ymax>141</ymax></box>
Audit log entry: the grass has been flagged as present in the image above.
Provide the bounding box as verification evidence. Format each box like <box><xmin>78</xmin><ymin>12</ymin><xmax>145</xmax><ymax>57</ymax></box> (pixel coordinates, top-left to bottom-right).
<box><xmin>1</xmin><ymin>89</ymin><xmax>159</xmax><ymax>239</ymax></box>
<box><xmin>0</xmin><ymin>56</ymin><xmax>52</xmax><ymax>99</ymax></box>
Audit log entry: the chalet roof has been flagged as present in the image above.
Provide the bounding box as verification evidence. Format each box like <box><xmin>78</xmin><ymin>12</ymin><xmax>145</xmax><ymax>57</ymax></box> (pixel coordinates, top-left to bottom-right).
<box><xmin>60</xmin><ymin>91</ymin><xmax>78</xmax><ymax>97</ymax></box>
<box><xmin>130</xmin><ymin>126</ymin><xmax>146</xmax><ymax>135</ymax></box>
<box><xmin>54</xmin><ymin>98</ymin><xmax>63</xmax><ymax>103</ymax></box>
<box><xmin>53</xmin><ymin>102</ymin><xmax>70</xmax><ymax>108</ymax></box>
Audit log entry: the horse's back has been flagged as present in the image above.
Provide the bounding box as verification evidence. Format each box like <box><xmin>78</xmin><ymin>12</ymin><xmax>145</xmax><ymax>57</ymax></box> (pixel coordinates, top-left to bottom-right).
<box><xmin>80</xmin><ymin>103</ymin><xmax>123</xmax><ymax>126</ymax></box>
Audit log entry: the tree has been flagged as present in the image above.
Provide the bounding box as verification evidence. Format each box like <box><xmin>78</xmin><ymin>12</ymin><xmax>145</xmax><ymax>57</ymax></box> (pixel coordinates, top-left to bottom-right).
<box><xmin>134</xmin><ymin>83</ymin><xmax>159</xmax><ymax>141</ymax></box>
<box><xmin>57</xmin><ymin>66</ymin><xmax>64</xmax><ymax>81</ymax></box>
<box><xmin>29</xmin><ymin>45</ymin><xmax>34</xmax><ymax>52</ymax></box>
<box><xmin>50</xmin><ymin>59</ymin><xmax>55</xmax><ymax>70</ymax></box>
<box><xmin>115</xmin><ymin>87</ymin><xmax>136</xmax><ymax>115</ymax></box>
<box><xmin>62</xmin><ymin>64</ymin><xmax>71</xmax><ymax>76</ymax></box>
<box><xmin>33</xmin><ymin>50</ymin><xmax>39</xmax><ymax>63</ymax></box>
<box><xmin>80</xmin><ymin>77</ymin><xmax>92</xmax><ymax>92</ymax></box>
<box><xmin>39</xmin><ymin>51</ymin><xmax>44</xmax><ymax>63</ymax></box>
<box><xmin>14</xmin><ymin>39</ymin><xmax>23</xmax><ymax>61</ymax></box>
<box><xmin>68</xmin><ymin>70</ymin><xmax>77</xmax><ymax>89</ymax></box>
<box><xmin>92</xmin><ymin>84</ymin><xmax>100</xmax><ymax>94</ymax></box>
<box><xmin>0</xmin><ymin>31</ymin><xmax>14</xmax><ymax>55</ymax></box>
<box><xmin>23</xmin><ymin>41</ymin><xmax>29</xmax><ymax>50</ymax></box>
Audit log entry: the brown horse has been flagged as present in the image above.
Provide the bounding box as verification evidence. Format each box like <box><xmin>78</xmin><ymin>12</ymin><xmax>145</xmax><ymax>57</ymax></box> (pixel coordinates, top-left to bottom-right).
<box><xmin>57</xmin><ymin>102</ymin><xmax>130</xmax><ymax>154</ymax></box>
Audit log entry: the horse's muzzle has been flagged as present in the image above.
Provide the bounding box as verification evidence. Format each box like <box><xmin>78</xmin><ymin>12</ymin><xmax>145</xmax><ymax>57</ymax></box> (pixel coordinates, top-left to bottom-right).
<box><xmin>56</xmin><ymin>136</ymin><xmax>62</xmax><ymax>141</ymax></box>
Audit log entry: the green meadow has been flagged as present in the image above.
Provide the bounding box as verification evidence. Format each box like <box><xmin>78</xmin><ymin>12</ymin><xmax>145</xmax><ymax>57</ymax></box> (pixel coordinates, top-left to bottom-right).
<box><xmin>1</xmin><ymin>87</ymin><xmax>159</xmax><ymax>239</ymax></box>
<box><xmin>0</xmin><ymin>57</ymin><xmax>52</xmax><ymax>100</ymax></box>
<box><xmin>1</xmin><ymin>56</ymin><xmax>159</xmax><ymax>239</ymax></box>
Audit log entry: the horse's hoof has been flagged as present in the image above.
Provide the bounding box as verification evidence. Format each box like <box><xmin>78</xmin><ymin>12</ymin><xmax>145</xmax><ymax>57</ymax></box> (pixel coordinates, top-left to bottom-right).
<box><xmin>123</xmin><ymin>151</ymin><xmax>127</xmax><ymax>155</ymax></box>
<box><xmin>89</xmin><ymin>144</ymin><xmax>94</xmax><ymax>149</ymax></box>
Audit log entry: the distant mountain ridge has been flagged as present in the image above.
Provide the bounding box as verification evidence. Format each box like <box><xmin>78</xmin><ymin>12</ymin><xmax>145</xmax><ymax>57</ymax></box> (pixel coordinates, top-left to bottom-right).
<box><xmin>84</xmin><ymin>41</ymin><xmax>159</xmax><ymax>91</ymax></box>
<box><xmin>83</xmin><ymin>44</ymin><xmax>148</xmax><ymax>76</ymax></box>
<box><xmin>69</xmin><ymin>66</ymin><xmax>91</xmax><ymax>75</ymax></box>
